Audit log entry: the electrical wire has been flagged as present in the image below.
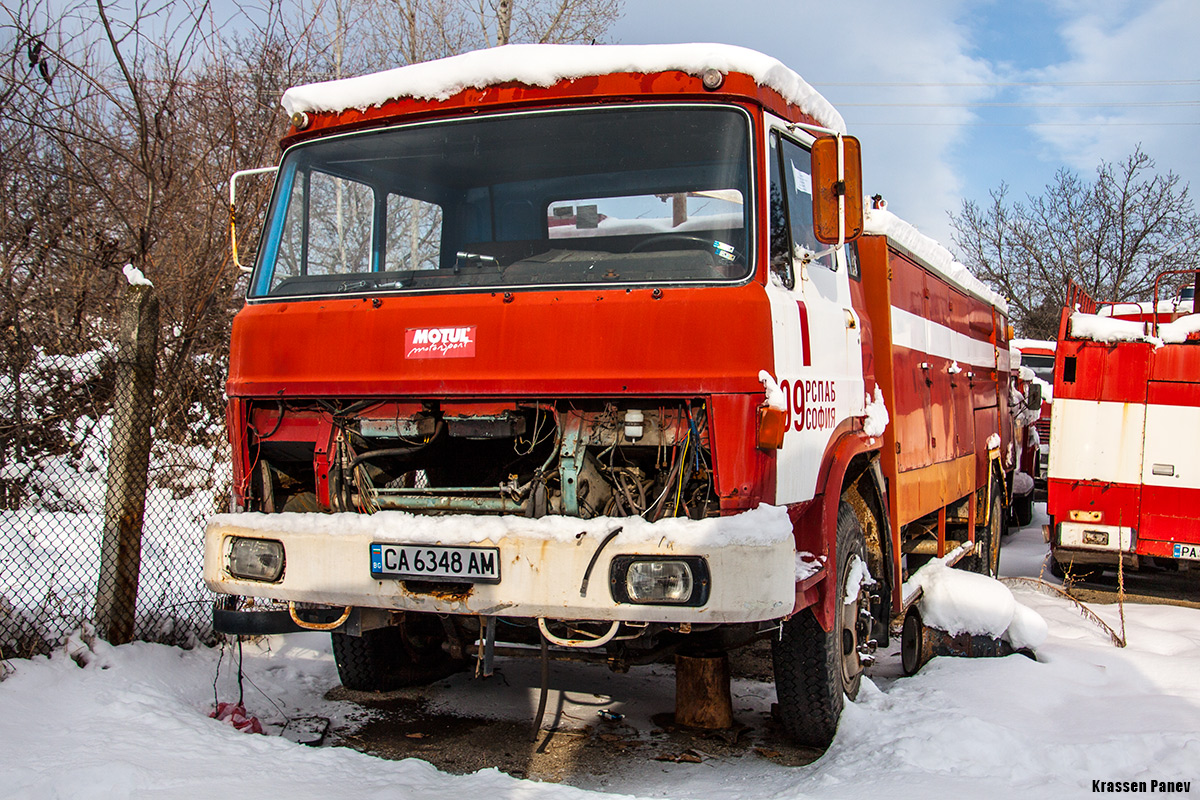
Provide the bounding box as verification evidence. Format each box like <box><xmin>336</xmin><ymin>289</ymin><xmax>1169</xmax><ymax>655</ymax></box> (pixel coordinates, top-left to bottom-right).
<box><xmin>671</xmin><ymin>429</ymin><xmax>690</xmax><ymax>518</ymax></box>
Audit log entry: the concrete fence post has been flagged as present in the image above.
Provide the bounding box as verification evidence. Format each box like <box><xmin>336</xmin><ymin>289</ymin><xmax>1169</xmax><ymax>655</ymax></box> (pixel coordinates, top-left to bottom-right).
<box><xmin>95</xmin><ymin>279</ymin><xmax>158</xmax><ymax>645</ymax></box>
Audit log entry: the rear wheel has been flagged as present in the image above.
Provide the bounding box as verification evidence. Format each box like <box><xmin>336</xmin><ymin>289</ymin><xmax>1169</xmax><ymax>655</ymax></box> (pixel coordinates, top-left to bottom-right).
<box><xmin>332</xmin><ymin>613</ymin><xmax>463</xmax><ymax>691</ymax></box>
<box><xmin>772</xmin><ymin>501</ymin><xmax>870</xmax><ymax>749</ymax></box>
<box><xmin>968</xmin><ymin>484</ymin><xmax>1003</xmax><ymax>576</ymax></box>
<box><xmin>1013</xmin><ymin>491</ymin><xmax>1034</xmax><ymax>527</ymax></box>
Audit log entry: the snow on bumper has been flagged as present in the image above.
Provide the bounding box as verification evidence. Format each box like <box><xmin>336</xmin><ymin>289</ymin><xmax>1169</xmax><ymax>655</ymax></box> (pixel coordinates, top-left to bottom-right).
<box><xmin>203</xmin><ymin>505</ymin><xmax>796</xmax><ymax>624</ymax></box>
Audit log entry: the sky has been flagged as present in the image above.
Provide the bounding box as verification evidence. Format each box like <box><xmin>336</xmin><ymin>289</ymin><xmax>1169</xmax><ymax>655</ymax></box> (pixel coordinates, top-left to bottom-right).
<box><xmin>608</xmin><ymin>0</ymin><xmax>1200</xmax><ymax>249</ymax></box>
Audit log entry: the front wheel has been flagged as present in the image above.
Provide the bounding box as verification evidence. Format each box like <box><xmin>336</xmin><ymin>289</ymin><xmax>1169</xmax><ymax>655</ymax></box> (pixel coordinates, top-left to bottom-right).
<box><xmin>771</xmin><ymin>501</ymin><xmax>871</xmax><ymax>749</ymax></box>
<box><xmin>332</xmin><ymin>613</ymin><xmax>463</xmax><ymax>691</ymax></box>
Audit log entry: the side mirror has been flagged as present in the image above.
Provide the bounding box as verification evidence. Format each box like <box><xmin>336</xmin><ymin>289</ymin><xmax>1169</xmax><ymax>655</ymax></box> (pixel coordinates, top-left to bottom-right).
<box><xmin>810</xmin><ymin>135</ymin><xmax>864</xmax><ymax>245</ymax></box>
<box><xmin>229</xmin><ymin>166</ymin><xmax>279</xmax><ymax>274</ymax></box>
<box><xmin>1026</xmin><ymin>382</ymin><xmax>1043</xmax><ymax>410</ymax></box>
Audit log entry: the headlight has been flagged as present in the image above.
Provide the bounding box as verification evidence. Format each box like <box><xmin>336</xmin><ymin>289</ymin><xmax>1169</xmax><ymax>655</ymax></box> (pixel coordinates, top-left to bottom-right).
<box><xmin>228</xmin><ymin>537</ymin><xmax>285</xmax><ymax>582</ymax></box>
<box><xmin>610</xmin><ymin>556</ymin><xmax>710</xmax><ymax>606</ymax></box>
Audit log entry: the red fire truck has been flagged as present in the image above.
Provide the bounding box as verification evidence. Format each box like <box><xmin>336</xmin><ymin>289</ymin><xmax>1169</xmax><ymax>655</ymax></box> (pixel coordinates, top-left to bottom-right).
<box><xmin>206</xmin><ymin>44</ymin><xmax>1018</xmax><ymax>748</ymax></box>
<box><xmin>1047</xmin><ymin>276</ymin><xmax>1200</xmax><ymax>580</ymax></box>
<box><xmin>1011</xmin><ymin>338</ymin><xmax>1054</xmax><ymax>497</ymax></box>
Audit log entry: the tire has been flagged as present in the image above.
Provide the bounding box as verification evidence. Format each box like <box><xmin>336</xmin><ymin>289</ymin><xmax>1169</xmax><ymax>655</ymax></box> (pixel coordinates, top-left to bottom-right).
<box><xmin>1013</xmin><ymin>492</ymin><xmax>1034</xmax><ymax>528</ymax></box>
<box><xmin>968</xmin><ymin>484</ymin><xmax>1003</xmax><ymax>577</ymax></box>
<box><xmin>332</xmin><ymin>613</ymin><xmax>463</xmax><ymax>691</ymax></box>
<box><xmin>772</xmin><ymin>501</ymin><xmax>870</xmax><ymax>749</ymax></box>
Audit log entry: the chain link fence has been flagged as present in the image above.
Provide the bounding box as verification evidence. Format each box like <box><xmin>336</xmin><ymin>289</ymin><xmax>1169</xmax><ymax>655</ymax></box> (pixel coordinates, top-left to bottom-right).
<box><xmin>1</xmin><ymin>285</ymin><xmax>224</xmax><ymax>661</ymax></box>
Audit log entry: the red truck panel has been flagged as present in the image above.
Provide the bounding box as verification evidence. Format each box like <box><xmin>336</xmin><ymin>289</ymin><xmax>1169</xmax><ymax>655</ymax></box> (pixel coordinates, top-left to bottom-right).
<box><xmin>229</xmin><ymin>285</ymin><xmax>772</xmax><ymax>399</ymax></box>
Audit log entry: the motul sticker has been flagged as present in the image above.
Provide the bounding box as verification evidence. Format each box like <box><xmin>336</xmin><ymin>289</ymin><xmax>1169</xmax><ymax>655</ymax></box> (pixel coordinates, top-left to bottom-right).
<box><xmin>405</xmin><ymin>326</ymin><xmax>476</xmax><ymax>359</ymax></box>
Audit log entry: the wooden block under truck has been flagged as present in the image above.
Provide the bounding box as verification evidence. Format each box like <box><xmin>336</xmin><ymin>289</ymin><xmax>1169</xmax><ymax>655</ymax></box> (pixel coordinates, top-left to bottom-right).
<box><xmin>1047</xmin><ymin>275</ymin><xmax>1200</xmax><ymax>580</ymax></box>
<box><xmin>207</xmin><ymin>44</ymin><xmax>1022</xmax><ymax>748</ymax></box>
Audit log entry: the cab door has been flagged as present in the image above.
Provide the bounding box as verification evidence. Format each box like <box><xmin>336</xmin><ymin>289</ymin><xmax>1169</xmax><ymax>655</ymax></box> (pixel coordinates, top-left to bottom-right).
<box><xmin>763</xmin><ymin>122</ymin><xmax>865</xmax><ymax>504</ymax></box>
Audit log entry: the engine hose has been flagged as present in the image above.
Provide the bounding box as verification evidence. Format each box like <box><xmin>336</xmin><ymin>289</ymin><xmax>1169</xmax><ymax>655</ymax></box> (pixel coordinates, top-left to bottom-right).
<box><xmin>536</xmin><ymin>618</ymin><xmax>621</xmax><ymax>648</ymax></box>
<box><xmin>579</xmin><ymin>526</ymin><xmax>622</xmax><ymax>597</ymax></box>
<box><xmin>348</xmin><ymin>420</ymin><xmax>445</xmax><ymax>469</ymax></box>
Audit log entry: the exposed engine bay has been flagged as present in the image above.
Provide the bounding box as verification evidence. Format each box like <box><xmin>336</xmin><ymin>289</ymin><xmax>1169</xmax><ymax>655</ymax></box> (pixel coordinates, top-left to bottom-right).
<box><xmin>243</xmin><ymin>399</ymin><xmax>718</xmax><ymax>522</ymax></box>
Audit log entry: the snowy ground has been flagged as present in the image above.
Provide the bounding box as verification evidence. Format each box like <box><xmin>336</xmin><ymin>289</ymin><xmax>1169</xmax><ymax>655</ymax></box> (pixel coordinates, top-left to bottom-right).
<box><xmin>3</xmin><ymin>505</ymin><xmax>1200</xmax><ymax>799</ymax></box>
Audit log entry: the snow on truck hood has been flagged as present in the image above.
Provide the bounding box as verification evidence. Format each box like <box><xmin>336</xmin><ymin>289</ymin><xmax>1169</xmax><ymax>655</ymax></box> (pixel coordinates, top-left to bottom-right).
<box><xmin>280</xmin><ymin>42</ymin><xmax>846</xmax><ymax>133</ymax></box>
<box><xmin>211</xmin><ymin>503</ymin><xmax>793</xmax><ymax>549</ymax></box>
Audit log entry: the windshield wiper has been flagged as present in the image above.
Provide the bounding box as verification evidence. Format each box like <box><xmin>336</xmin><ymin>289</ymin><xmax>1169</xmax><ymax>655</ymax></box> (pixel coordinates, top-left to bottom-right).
<box><xmin>335</xmin><ymin>275</ymin><xmax>412</xmax><ymax>292</ymax></box>
<box><xmin>454</xmin><ymin>251</ymin><xmax>499</xmax><ymax>273</ymax></box>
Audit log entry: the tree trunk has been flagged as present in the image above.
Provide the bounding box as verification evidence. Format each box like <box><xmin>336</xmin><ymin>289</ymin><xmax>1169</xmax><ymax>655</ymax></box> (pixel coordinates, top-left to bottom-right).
<box><xmin>95</xmin><ymin>280</ymin><xmax>159</xmax><ymax>645</ymax></box>
<box><xmin>496</xmin><ymin>0</ymin><xmax>513</xmax><ymax>45</ymax></box>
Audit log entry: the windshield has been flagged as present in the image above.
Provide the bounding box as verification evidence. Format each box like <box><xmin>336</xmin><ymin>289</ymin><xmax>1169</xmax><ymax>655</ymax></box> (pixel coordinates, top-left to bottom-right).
<box><xmin>1021</xmin><ymin>353</ymin><xmax>1055</xmax><ymax>384</ymax></box>
<box><xmin>251</xmin><ymin>105</ymin><xmax>753</xmax><ymax>299</ymax></box>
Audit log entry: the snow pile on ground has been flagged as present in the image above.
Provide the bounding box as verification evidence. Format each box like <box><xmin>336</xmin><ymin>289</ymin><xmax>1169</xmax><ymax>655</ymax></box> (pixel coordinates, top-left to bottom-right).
<box><xmin>903</xmin><ymin>550</ymin><xmax>1047</xmax><ymax>650</ymax></box>
<box><xmin>213</xmin><ymin>502</ymin><xmax>793</xmax><ymax>549</ymax></box>
<box><xmin>0</xmin><ymin>345</ymin><xmax>113</xmax><ymax>426</ymax></box>
<box><xmin>283</xmin><ymin>43</ymin><xmax>845</xmax><ymax>133</ymax></box>
<box><xmin>5</xmin><ymin>515</ymin><xmax>1200</xmax><ymax>798</ymax></box>
<box><xmin>863</xmin><ymin>204</ymin><xmax>1008</xmax><ymax>314</ymax></box>
<box><xmin>1</xmin><ymin>399</ymin><xmax>229</xmax><ymax>653</ymax></box>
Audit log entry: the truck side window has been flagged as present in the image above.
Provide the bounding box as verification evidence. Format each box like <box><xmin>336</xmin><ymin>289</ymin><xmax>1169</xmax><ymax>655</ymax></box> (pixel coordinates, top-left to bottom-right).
<box><xmin>846</xmin><ymin>241</ymin><xmax>861</xmax><ymax>281</ymax></box>
<box><xmin>768</xmin><ymin>135</ymin><xmax>793</xmax><ymax>288</ymax></box>
<box><xmin>779</xmin><ymin>137</ymin><xmax>834</xmax><ymax>271</ymax></box>
<box><xmin>384</xmin><ymin>194</ymin><xmax>442</xmax><ymax>271</ymax></box>
<box><xmin>273</xmin><ymin>169</ymin><xmax>374</xmax><ymax>290</ymax></box>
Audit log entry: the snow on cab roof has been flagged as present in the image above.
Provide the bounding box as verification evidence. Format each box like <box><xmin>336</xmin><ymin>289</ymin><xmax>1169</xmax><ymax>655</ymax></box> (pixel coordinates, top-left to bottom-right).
<box><xmin>280</xmin><ymin>42</ymin><xmax>846</xmax><ymax>133</ymax></box>
<box><xmin>1069</xmin><ymin>311</ymin><xmax>1200</xmax><ymax>346</ymax></box>
<box><xmin>863</xmin><ymin>204</ymin><xmax>1009</xmax><ymax>315</ymax></box>
<box><xmin>1011</xmin><ymin>338</ymin><xmax>1056</xmax><ymax>353</ymax></box>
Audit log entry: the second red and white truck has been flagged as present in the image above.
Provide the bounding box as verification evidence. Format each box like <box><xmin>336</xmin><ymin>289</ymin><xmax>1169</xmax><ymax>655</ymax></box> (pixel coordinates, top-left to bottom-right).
<box><xmin>1048</xmin><ymin>276</ymin><xmax>1200</xmax><ymax>580</ymax></box>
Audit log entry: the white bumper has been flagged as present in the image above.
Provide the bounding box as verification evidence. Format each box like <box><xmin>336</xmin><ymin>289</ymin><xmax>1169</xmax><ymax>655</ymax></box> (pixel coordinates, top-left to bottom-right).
<box><xmin>1057</xmin><ymin>521</ymin><xmax>1134</xmax><ymax>551</ymax></box>
<box><xmin>203</xmin><ymin>507</ymin><xmax>797</xmax><ymax>624</ymax></box>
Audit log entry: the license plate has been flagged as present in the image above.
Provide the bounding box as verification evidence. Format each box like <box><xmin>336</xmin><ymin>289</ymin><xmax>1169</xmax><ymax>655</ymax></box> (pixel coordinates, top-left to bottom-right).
<box><xmin>1174</xmin><ymin>543</ymin><xmax>1200</xmax><ymax>561</ymax></box>
<box><xmin>370</xmin><ymin>543</ymin><xmax>500</xmax><ymax>583</ymax></box>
